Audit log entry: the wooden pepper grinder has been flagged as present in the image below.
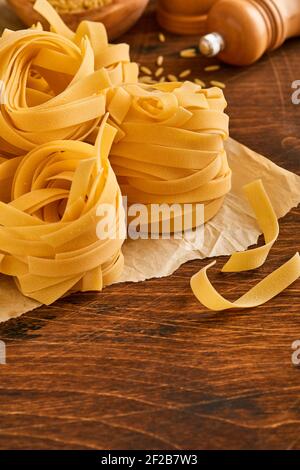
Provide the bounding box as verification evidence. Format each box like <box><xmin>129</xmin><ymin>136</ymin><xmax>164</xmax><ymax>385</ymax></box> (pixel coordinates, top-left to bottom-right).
<box><xmin>157</xmin><ymin>0</ymin><xmax>218</xmax><ymax>35</ymax></box>
<box><xmin>199</xmin><ymin>0</ymin><xmax>300</xmax><ymax>65</ymax></box>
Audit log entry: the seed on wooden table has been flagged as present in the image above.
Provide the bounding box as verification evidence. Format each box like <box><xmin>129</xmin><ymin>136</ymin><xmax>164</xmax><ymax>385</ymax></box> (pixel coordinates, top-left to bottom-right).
<box><xmin>156</xmin><ymin>55</ymin><xmax>164</xmax><ymax>66</ymax></box>
<box><xmin>210</xmin><ymin>80</ymin><xmax>226</xmax><ymax>89</ymax></box>
<box><xmin>167</xmin><ymin>74</ymin><xmax>178</xmax><ymax>82</ymax></box>
<box><xmin>159</xmin><ymin>32</ymin><xmax>166</xmax><ymax>43</ymax></box>
<box><xmin>155</xmin><ymin>67</ymin><xmax>164</xmax><ymax>77</ymax></box>
<box><xmin>139</xmin><ymin>76</ymin><xmax>156</xmax><ymax>84</ymax></box>
<box><xmin>194</xmin><ymin>78</ymin><xmax>206</xmax><ymax>87</ymax></box>
<box><xmin>180</xmin><ymin>48</ymin><xmax>197</xmax><ymax>58</ymax></box>
<box><xmin>140</xmin><ymin>66</ymin><xmax>152</xmax><ymax>76</ymax></box>
<box><xmin>204</xmin><ymin>65</ymin><xmax>221</xmax><ymax>72</ymax></box>
<box><xmin>179</xmin><ymin>69</ymin><xmax>191</xmax><ymax>78</ymax></box>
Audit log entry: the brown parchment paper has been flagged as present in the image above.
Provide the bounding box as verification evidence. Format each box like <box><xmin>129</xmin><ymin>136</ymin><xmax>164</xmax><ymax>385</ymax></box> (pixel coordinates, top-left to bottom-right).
<box><xmin>0</xmin><ymin>138</ymin><xmax>299</xmax><ymax>322</ymax></box>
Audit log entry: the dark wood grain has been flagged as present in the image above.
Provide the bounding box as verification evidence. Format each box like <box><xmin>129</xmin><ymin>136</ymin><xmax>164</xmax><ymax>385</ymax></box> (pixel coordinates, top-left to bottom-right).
<box><xmin>0</xmin><ymin>0</ymin><xmax>299</xmax><ymax>450</ymax></box>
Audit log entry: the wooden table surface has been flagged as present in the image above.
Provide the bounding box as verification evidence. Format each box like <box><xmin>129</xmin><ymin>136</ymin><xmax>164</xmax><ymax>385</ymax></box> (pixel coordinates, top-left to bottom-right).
<box><xmin>0</xmin><ymin>0</ymin><xmax>299</xmax><ymax>451</ymax></box>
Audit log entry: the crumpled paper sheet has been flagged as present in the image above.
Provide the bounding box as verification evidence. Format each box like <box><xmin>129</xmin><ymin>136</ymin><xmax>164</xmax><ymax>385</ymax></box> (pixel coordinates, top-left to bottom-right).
<box><xmin>1</xmin><ymin>137</ymin><xmax>300</xmax><ymax>322</ymax></box>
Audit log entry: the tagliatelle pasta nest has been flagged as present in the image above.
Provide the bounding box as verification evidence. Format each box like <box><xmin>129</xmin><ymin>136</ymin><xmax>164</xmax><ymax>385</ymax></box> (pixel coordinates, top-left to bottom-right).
<box><xmin>0</xmin><ymin>117</ymin><xmax>125</xmax><ymax>304</ymax></box>
<box><xmin>108</xmin><ymin>81</ymin><xmax>231</xmax><ymax>230</ymax></box>
<box><xmin>0</xmin><ymin>0</ymin><xmax>138</xmax><ymax>157</ymax></box>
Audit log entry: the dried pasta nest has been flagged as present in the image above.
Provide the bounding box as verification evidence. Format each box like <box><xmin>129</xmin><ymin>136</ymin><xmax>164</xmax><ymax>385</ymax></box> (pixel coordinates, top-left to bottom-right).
<box><xmin>108</xmin><ymin>81</ymin><xmax>231</xmax><ymax>231</ymax></box>
<box><xmin>0</xmin><ymin>0</ymin><xmax>138</xmax><ymax>156</ymax></box>
<box><xmin>0</xmin><ymin>118</ymin><xmax>125</xmax><ymax>305</ymax></box>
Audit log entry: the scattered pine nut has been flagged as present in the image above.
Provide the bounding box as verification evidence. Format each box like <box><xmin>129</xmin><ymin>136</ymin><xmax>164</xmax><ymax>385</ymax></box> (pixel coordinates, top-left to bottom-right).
<box><xmin>210</xmin><ymin>80</ymin><xmax>226</xmax><ymax>89</ymax></box>
<box><xmin>194</xmin><ymin>78</ymin><xmax>206</xmax><ymax>87</ymax></box>
<box><xmin>140</xmin><ymin>66</ymin><xmax>152</xmax><ymax>76</ymax></box>
<box><xmin>204</xmin><ymin>65</ymin><xmax>221</xmax><ymax>72</ymax></box>
<box><xmin>180</xmin><ymin>48</ymin><xmax>197</xmax><ymax>58</ymax></box>
<box><xmin>179</xmin><ymin>69</ymin><xmax>191</xmax><ymax>78</ymax></box>
<box><xmin>155</xmin><ymin>67</ymin><xmax>164</xmax><ymax>78</ymax></box>
<box><xmin>139</xmin><ymin>76</ymin><xmax>156</xmax><ymax>84</ymax></box>
<box><xmin>159</xmin><ymin>32</ymin><xmax>166</xmax><ymax>43</ymax></box>
<box><xmin>159</xmin><ymin>76</ymin><xmax>166</xmax><ymax>82</ymax></box>
<box><xmin>167</xmin><ymin>74</ymin><xmax>178</xmax><ymax>82</ymax></box>
<box><xmin>156</xmin><ymin>55</ymin><xmax>164</xmax><ymax>66</ymax></box>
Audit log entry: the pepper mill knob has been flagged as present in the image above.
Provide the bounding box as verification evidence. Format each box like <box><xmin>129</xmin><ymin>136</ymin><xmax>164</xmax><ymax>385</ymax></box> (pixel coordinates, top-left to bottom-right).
<box><xmin>199</xmin><ymin>32</ymin><xmax>225</xmax><ymax>57</ymax></box>
<box><xmin>199</xmin><ymin>0</ymin><xmax>300</xmax><ymax>66</ymax></box>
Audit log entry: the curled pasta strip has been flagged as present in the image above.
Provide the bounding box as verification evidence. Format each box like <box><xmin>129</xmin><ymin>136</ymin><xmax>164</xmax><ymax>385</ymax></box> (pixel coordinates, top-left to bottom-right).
<box><xmin>0</xmin><ymin>0</ymin><xmax>138</xmax><ymax>157</ymax></box>
<box><xmin>0</xmin><ymin>117</ymin><xmax>125</xmax><ymax>305</ymax></box>
<box><xmin>191</xmin><ymin>253</ymin><xmax>300</xmax><ymax>311</ymax></box>
<box><xmin>191</xmin><ymin>180</ymin><xmax>300</xmax><ymax>311</ymax></box>
<box><xmin>222</xmin><ymin>180</ymin><xmax>279</xmax><ymax>272</ymax></box>
<box><xmin>108</xmin><ymin>81</ymin><xmax>231</xmax><ymax>231</ymax></box>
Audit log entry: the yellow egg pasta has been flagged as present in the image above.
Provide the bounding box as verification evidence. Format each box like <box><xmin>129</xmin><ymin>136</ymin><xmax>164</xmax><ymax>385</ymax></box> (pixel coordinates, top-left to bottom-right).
<box><xmin>108</xmin><ymin>81</ymin><xmax>231</xmax><ymax>231</ymax></box>
<box><xmin>191</xmin><ymin>180</ymin><xmax>300</xmax><ymax>311</ymax></box>
<box><xmin>0</xmin><ymin>0</ymin><xmax>138</xmax><ymax>157</ymax></box>
<box><xmin>191</xmin><ymin>253</ymin><xmax>300</xmax><ymax>311</ymax></box>
<box><xmin>222</xmin><ymin>180</ymin><xmax>279</xmax><ymax>272</ymax></box>
<box><xmin>0</xmin><ymin>117</ymin><xmax>125</xmax><ymax>305</ymax></box>
<box><xmin>0</xmin><ymin>0</ymin><xmax>298</xmax><ymax>312</ymax></box>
